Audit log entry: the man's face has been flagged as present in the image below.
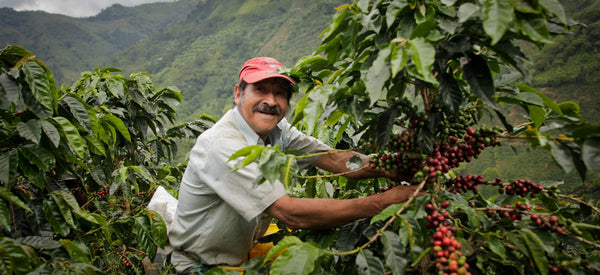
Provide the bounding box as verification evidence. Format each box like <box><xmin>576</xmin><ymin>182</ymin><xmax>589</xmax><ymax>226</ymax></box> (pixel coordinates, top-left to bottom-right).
<box><xmin>234</xmin><ymin>78</ymin><xmax>290</xmax><ymax>139</ymax></box>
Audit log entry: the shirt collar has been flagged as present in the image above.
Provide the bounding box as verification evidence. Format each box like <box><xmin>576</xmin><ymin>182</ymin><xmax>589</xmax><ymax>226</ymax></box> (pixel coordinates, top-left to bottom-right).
<box><xmin>232</xmin><ymin>106</ymin><xmax>283</xmax><ymax>146</ymax></box>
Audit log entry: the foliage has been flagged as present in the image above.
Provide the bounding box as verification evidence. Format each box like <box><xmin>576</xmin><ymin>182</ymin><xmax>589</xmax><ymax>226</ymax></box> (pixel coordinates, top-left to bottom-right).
<box><xmin>229</xmin><ymin>0</ymin><xmax>600</xmax><ymax>274</ymax></box>
<box><xmin>0</xmin><ymin>44</ymin><xmax>214</xmax><ymax>274</ymax></box>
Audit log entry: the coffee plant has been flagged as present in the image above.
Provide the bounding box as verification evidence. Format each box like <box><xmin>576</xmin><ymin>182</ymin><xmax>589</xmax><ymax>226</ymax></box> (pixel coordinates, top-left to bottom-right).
<box><xmin>230</xmin><ymin>0</ymin><xmax>600</xmax><ymax>274</ymax></box>
<box><xmin>0</xmin><ymin>45</ymin><xmax>214</xmax><ymax>274</ymax></box>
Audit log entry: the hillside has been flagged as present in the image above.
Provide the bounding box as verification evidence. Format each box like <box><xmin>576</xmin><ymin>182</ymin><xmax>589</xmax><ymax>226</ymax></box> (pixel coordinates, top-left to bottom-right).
<box><xmin>0</xmin><ymin>0</ymin><xmax>202</xmax><ymax>84</ymax></box>
<box><xmin>110</xmin><ymin>0</ymin><xmax>348</xmax><ymax>120</ymax></box>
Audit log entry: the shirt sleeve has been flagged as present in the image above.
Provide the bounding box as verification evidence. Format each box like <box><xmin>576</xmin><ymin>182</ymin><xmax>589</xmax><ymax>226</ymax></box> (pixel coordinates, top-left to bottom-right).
<box><xmin>192</xmin><ymin>134</ymin><xmax>288</xmax><ymax>221</ymax></box>
<box><xmin>279</xmin><ymin>119</ymin><xmax>331</xmax><ymax>170</ymax></box>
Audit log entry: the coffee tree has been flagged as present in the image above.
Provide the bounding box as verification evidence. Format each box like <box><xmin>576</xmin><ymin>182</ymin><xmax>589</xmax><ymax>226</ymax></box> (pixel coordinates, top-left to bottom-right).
<box><xmin>232</xmin><ymin>0</ymin><xmax>600</xmax><ymax>274</ymax></box>
<box><xmin>0</xmin><ymin>45</ymin><xmax>214</xmax><ymax>274</ymax></box>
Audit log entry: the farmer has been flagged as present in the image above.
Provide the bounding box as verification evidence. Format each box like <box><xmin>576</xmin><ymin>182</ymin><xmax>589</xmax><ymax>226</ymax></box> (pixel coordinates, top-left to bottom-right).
<box><xmin>168</xmin><ymin>57</ymin><xmax>419</xmax><ymax>273</ymax></box>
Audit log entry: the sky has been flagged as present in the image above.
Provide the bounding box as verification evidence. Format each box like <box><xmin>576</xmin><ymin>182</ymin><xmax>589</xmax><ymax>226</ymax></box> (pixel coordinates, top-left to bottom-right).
<box><xmin>0</xmin><ymin>0</ymin><xmax>176</xmax><ymax>18</ymax></box>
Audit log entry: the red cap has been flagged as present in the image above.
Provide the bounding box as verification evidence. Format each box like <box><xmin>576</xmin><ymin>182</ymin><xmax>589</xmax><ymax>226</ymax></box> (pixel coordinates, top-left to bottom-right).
<box><xmin>238</xmin><ymin>57</ymin><xmax>295</xmax><ymax>85</ymax></box>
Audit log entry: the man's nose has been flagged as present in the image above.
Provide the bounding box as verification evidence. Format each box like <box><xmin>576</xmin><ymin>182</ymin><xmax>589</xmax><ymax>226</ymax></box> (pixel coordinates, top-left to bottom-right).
<box><xmin>262</xmin><ymin>91</ymin><xmax>277</xmax><ymax>105</ymax></box>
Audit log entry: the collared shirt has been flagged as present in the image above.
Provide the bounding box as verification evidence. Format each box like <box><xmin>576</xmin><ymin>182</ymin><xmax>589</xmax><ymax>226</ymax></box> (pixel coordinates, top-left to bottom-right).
<box><xmin>169</xmin><ymin>107</ymin><xmax>330</xmax><ymax>269</ymax></box>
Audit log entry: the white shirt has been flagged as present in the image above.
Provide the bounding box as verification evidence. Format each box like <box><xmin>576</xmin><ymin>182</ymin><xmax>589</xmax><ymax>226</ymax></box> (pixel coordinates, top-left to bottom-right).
<box><xmin>169</xmin><ymin>107</ymin><xmax>330</xmax><ymax>269</ymax></box>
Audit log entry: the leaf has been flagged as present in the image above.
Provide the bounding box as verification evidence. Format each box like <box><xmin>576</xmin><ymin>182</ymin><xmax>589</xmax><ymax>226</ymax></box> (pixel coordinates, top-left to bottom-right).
<box><xmin>63</xmin><ymin>95</ymin><xmax>91</xmax><ymax>131</ymax></box>
<box><xmin>264</xmin><ymin>236</ymin><xmax>302</xmax><ymax>263</ymax></box>
<box><xmin>519</xmin><ymin>229</ymin><xmax>549</xmax><ymax>274</ymax></box>
<box><xmin>21</xmin><ymin>60</ymin><xmax>56</xmax><ymax>117</ymax></box>
<box><xmin>463</xmin><ymin>53</ymin><xmax>498</xmax><ymax>110</ymax></box>
<box><xmin>42</xmin><ymin>199</ymin><xmax>70</xmax><ymax>237</ymax></box>
<box><xmin>582</xmin><ymin>137</ymin><xmax>600</xmax><ymax>173</ymax></box>
<box><xmin>482</xmin><ymin>0</ymin><xmax>514</xmax><ymax>45</ymax></box>
<box><xmin>515</xmin><ymin>13</ymin><xmax>553</xmax><ymax>44</ymax></box>
<box><xmin>50</xmin><ymin>191</ymin><xmax>75</xmax><ymax>227</ymax></box>
<box><xmin>358</xmin><ymin>249</ymin><xmax>385</xmax><ymax>275</ymax></box>
<box><xmin>528</xmin><ymin>105</ymin><xmax>546</xmax><ymax>128</ymax></box>
<box><xmin>18</xmin><ymin>144</ymin><xmax>55</xmax><ymax>171</ymax></box>
<box><xmin>270</xmin><ymin>242</ymin><xmax>324</xmax><ymax>275</ymax></box>
<box><xmin>381</xmin><ymin>231</ymin><xmax>407</xmax><ymax>275</ymax></box>
<box><xmin>0</xmin><ymin>187</ymin><xmax>31</xmax><ymax>212</ymax></box>
<box><xmin>549</xmin><ymin>141</ymin><xmax>575</xmax><ymax>173</ymax></box>
<box><xmin>101</xmin><ymin>113</ymin><xmax>131</xmax><ymax>143</ymax></box>
<box><xmin>0</xmin><ymin>151</ymin><xmax>16</xmax><ymax>185</ymax></box>
<box><xmin>365</xmin><ymin>48</ymin><xmax>391</xmax><ymax>106</ymax></box>
<box><xmin>59</xmin><ymin>239</ymin><xmax>91</xmax><ymax>264</ymax></box>
<box><xmin>371</xmin><ymin>203</ymin><xmax>401</xmax><ymax>224</ymax></box>
<box><xmin>17</xmin><ymin>119</ymin><xmax>42</xmax><ymax>145</ymax></box>
<box><xmin>390</xmin><ymin>42</ymin><xmax>409</xmax><ymax>78</ymax></box>
<box><xmin>229</xmin><ymin>145</ymin><xmax>265</xmax><ymax>173</ymax></box>
<box><xmin>39</xmin><ymin>119</ymin><xmax>60</xmax><ymax>147</ymax></box>
<box><xmin>457</xmin><ymin>3</ymin><xmax>480</xmax><ymax>23</ymax></box>
<box><xmin>52</xmin><ymin>117</ymin><xmax>87</xmax><ymax>158</ymax></box>
<box><xmin>18</xmin><ymin>236</ymin><xmax>61</xmax><ymax>250</ymax></box>
<box><xmin>409</xmin><ymin>38</ymin><xmax>437</xmax><ymax>84</ymax></box>
<box><xmin>0</xmin><ymin>237</ymin><xmax>32</xmax><ymax>274</ymax></box>
<box><xmin>539</xmin><ymin>0</ymin><xmax>566</xmax><ymax>24</ymax></box>
<box><xmin>0</xmin><ymin>201</ymin><xmax>9</xmax><ymax>232</ymax></box>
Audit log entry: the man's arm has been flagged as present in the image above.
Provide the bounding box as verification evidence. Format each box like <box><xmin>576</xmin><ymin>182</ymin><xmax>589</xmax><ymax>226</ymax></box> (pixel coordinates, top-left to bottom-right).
<box><xmin>265</xmin><ymin>149</ymin><xmax>420</xmax><ymax>229</ymax></box>
<box><xmin>265</xmin><ymin>185</ymin><xmax>419</xmax><ymax>229</ymax></box>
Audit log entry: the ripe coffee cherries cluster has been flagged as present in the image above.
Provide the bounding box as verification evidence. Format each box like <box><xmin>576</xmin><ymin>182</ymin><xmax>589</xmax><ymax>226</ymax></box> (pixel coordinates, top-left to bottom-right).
<box><xmin>530</xmin><ymin>214</ymin><xmax>565</xmax><ymax>234</ymax></box>
<box><xmin>444</xmin><ymin>174</ymin><xmax>483</xmax><ymax>194</ymax></box>
<box><xmin>426</xmin><ymin>201</ymin><xmax>471</xmax><ymax>275</ymax></box>
<box><xmin>487</xmin><ymin>201</ymin><xmax>532</xmax><ymax>221</ymax></box>
<box><xmin>496</xmin><ymin>179</ymin><xmax>544</xmax><ymax>198</ymax></box>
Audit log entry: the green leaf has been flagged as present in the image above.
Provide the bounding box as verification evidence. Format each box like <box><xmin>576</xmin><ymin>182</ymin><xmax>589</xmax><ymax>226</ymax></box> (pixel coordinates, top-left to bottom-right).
<box><xmin>17</xmin><ymin>119</ymin><xmax>42</xmax><ymax>145</ymax></box>
<box><xmin>539</xmin><ymin>0</ymin><xmax>566</xmax><ymax>24</ymax></box>
<box><xmin>18</xmin><ymin>144</ymin><xmax>55</xmax><ymax>171</ymax></box>
<box><xmin>21</xmin><ymin>60</ymin><xmax>56</xmax><ymax>117</ymax></box>
<box><xmin>519</xmin><ymin>229</ymin><xmax>549</xmax><ymax>274</ymax></box>
<box><xmin>147</xmin><ymin>209</ymin><xmax>168</xmax><ymax>248</ymax></box>
<box><xmin>0</xmin><ymin>151</ymin><xmax>17</xmax><ymax>185</ymax></box>
<box><xmin>515</xmin><ymin>13</ymin><xmax>552</xmax><ymax>44</ymax></box>
<box><xmin>463</xmin><ymin>53</ymin><xmax>498</xmax><ymax>109</ymax></box>
<box><xmin>52</xmin><ymin>117</ymin><xmax>87</xmax><ymax>158</ymax></box>
<box><xmin>409</xmin><ymin>38</ymin><xmax>437</xmax><ymax>84</ymax></box>
<box><xmin>0</xmin><ymin>201</ymin><xmax>9</xmax><ymax>232</ymax></box>
<box><xmin>482</xmin><ymin>0</ymin><xmax>514</xmax><ymax>45</ymax></box>
<box><xmin>42</xmin><ymin>198</ymin><xmax>70</xmax><ymax>237</ymax></box>
<box><xmin>390</xmin><ymin>41</ymin><xmax>409</xmax><ymax>78</ymax></box>
<box><xmin>50</xmin><ymin>192</ymin><xmax>75</xmax><ymax>227</ymax></box>
<box><xmin>63</xmin><ymin>95</ymin><xmax>91</xmax><ymax>131</ymax></box>
<box><xmin>229</xmin><ymin>145</ymin><xmax>265</xmax><ymax>173</ymax></box>
<box><xmin>484</xmin><ymin>236</ymin><xmax>506</xmax><ymax>261</ymax></box>
<box><xmin>0</xmin><ymin>237</ymin><xmax>33</xmax><ymax>274</ymax></box>
<box><xmin>264</xmin><ymin>236</ymin><xmax>302</xmax><ymax>263</ymax></box>
<box><xmin>358</xmin><ymin>249</ymin><xmax>385</xmax><ymax>275</ymax></box>
<box><xmin>0</xmin><ymin>187</ymin><xmax>31</xmax><ymax>212</ymax></box>
<box><xmin>381</xmin><ymin>231</ymin><xmax>407</xmax><ymax>275</ymax></box>
<box><xmin>83</xmin><ymin>134</ymin><xmax>106</xmax><ymax>156</ymax></box>
<box><xmin>528</xmin><ymin>105</ymin><xmax>545</xmax><ymax>128</ymax></box>
<box><xmin>583</xmin><ymin>137</ymin><xmax>600</xmax><ymax>173</ymax></box>
<box><xmin>549</xmin><ymin>141</ymin><xmax>575</xmax><ymax>173</ymax></box>
<box><xmin>371</xmin><ymin>203</ymin><xmax>401</xmax><ymax>224</ymax></box>
<box><xmin>39</xmin><ymin>119</ymin><xmax>60</xmax><ymax>147</ymax></box>
<box><xmin>457</xmin><ymin>3</ymin><xmax>480</xmax><ymax>23</ymax></box>
<box><xmin>59</xmin><ymin>239</ymin><xmax>91</xmax><ymax>264</ymax></box>
<box><xmin>101</xmin><ymin>113</ymin><xmax>131</xmax><ymax>143</ymax></box>
<box><xmin>270</xmin><ymin>242</ymin><xmax>324</xmax><ymax>275</ymax></box>
<box><xmin>18</xmin><ymin>236</ymin><xmax>61</xmax><ymax>250</ymax></box>
<box><xmin>365</xmin><ymin>48</ymin><xmax>391</xmax><ymax>106</ymax></box>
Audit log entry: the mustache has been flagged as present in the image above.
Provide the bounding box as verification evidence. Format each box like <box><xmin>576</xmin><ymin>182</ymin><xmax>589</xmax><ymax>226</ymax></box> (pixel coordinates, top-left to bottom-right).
<box><xmin>253</xmin><ymin>104</ymin><xmax>282</xmax><ymax>116</ymax></box>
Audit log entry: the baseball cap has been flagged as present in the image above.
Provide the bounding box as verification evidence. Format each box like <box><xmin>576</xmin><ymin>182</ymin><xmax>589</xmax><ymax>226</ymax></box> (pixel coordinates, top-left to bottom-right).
<box><xmin>238</xmin><ymin>57</ymin><xmax>296</xmax><ymax>85</ymax></box>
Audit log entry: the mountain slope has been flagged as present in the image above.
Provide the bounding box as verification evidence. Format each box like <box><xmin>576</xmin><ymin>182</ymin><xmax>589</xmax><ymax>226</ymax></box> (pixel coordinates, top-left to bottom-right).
<box><xmin>0</xmin><ymin>0</ymin><xmax>202</xmax><ymax>83</ymax></box>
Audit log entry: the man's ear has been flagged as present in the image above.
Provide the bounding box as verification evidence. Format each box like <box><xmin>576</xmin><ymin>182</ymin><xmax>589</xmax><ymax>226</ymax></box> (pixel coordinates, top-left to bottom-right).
<box><xmin>234</xmin><ymin>84</ymin><xmax>241</xmax><ymax>105</ymax></box>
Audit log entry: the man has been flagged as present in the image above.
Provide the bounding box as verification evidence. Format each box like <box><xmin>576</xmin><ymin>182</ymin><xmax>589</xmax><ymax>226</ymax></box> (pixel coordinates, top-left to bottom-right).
<box><xmin>169</xmin><ymin>57</ymin><xmax>420</xmax><ymax>273</ymax></box>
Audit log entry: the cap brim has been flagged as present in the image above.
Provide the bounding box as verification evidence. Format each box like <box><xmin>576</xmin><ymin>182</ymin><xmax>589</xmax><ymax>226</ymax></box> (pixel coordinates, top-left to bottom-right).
<box><xmin>243</xmin><ymin>71</ymin><xmax>295</xmax><ymax>85</ymax></box>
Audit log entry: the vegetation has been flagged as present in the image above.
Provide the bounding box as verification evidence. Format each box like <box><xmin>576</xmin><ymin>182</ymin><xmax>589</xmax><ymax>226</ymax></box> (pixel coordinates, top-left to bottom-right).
<box><xmin>0</xmin><ymin>45</ymin><xmax>214</xmax><ymax>273</ymax></box>
<box><xmin>229</xmin><ymin>0</ymin><xmax>600</xmax><ymax>274</ymax></box>
<box><xmin>0</xmin><ymin>0</ymin><xmax>599</xmax><ymax>274</ymax></box>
